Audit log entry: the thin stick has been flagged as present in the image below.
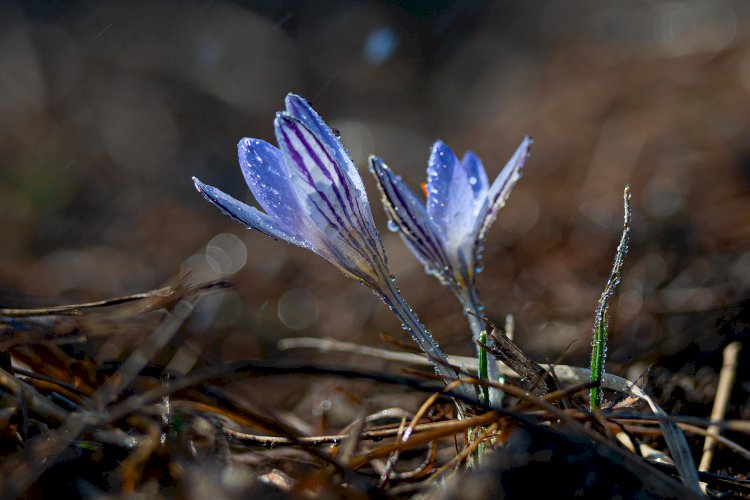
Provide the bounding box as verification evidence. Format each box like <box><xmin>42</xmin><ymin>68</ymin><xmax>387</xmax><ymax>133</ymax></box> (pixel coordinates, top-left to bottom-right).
<box><xmin>699</xmin><ymin>341</ymin><xmax>741</xmax><ymax>472</ymax></box>
<box><xmin>426</xmin><ymin>422</ymin><xmax>499</xmax><ymax>483</ymax></box>
<box><xmin>0</xmin><ymin>280</ymin><xmax>228</xmax><ymax>317</ymax></box>
<box><xmin>223</xmin><ymin>413</ymin><xmax>495</xmax><ymax>447</ymax></box>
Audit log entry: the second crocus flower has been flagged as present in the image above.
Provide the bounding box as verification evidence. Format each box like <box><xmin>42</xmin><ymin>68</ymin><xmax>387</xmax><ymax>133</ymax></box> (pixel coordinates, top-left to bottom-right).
<box><xmin>370</xmin><ymin>137</ymin><xmax>532</xmax><ymax>400</ymax></box>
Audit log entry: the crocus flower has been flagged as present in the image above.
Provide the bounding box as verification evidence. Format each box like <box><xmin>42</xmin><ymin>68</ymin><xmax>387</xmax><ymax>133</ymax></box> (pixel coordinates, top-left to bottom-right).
<box><xmin>192</xmin><ymin>94</ymin><xmax>469</xmax><ymax>396</ymax></box>
<box><xmin>370</xmin><ymin>137</ymin><xmax>532</xmax><ymax>399</ymax></box>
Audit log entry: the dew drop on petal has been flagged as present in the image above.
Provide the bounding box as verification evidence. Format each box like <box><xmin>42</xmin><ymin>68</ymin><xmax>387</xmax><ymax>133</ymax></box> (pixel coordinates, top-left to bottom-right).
<box><xmin>469</xmin><ymin>176</ymin><xmax>477</xmax><ymax>186</ymax></box>
<box><xmin>387</xmin><ymin>219</ymin><xmax>400</xmax><ymax>232</ymax></box>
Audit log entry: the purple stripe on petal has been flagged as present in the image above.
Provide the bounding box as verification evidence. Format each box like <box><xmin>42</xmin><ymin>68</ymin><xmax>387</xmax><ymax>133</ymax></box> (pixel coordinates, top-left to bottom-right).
<box><xmin>370</xmin><ymin>156</ymin><xmax>452</xmax><ymax>276</ymax></box>
<box><xmin>192</xmin><ymin>177</ymin><xmax>311</xmax><ymax>250</ymax></box>
<box><xmin>287</xmin><ymin>117</ymin><xmax>357</xmax><ymax>225</ymax></box>
<box><xmin>275</xmin><ymin>117</ymin><xmax>361</xmax><ymax>245</ymax></box>
<box><xmin>274</xmin><ymin>116</ymin><xmax>387</xmax><ymax>284</ymax></box>
<box><xmin>274</xmin><ymin>115</ymin><xmax>381</xmax><ymax>256</ymax></box>
<box><xmin>284</xmin><ymin>94</ymin><xmax>342</xmax><ymax>164</ymax></box>
<box><xmin>284</xmin><ymin>95</ymin><xmax>383</xmax><ymax>257</ymax></box>
<box><xmin>284</xmin><ymin>94</ymin><xmax>368</xmax><ymax>196</ymax></box>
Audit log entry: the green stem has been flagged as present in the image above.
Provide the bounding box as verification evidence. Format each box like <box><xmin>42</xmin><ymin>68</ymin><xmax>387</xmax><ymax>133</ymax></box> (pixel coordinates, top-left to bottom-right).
<box><xmin>380</xmin><ymin>277</ymin><xmax>474</xmax><ymax>401</ymax></box>
<box><xmin>478</xmin><ymin>330</ymin><xmax>490</xmax><ymax>405</ymax></box>
<box><xmin>589</xmin><ymin>314</ymin><xmax>607</xmax><ymax>410</ymax></box>
<box><xmin>589</xmin><ymin>186</ymin><xmax>631</xmax><ymax>412</ymax></box>
<box><xmin>457</xmin><ymin>285</ymin><xmax>503</xmax><ymax>405</ymax></box>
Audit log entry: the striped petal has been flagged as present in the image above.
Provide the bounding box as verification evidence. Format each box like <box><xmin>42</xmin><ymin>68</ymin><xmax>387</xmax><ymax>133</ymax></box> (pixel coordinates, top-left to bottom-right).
<box><xmin>370</xmin><ymin>156</ymin><xmax>454</xmax><ymax>283</ymax></box>
<box><xmin>274</xmin><ymin>114</ymin><xmax>385</xmax><ymax>286</ymax></box>
<box><xmin>192</xmin><ymin>177</ymin><xmax>311</xmax><ymax>250</ymax></box>
<box><xmin>475</xmin><ymin>136</ymin><xmax>532</xmax><ymax>246</ymax></box>
<box><xmin>284</xmin><ymin>95</ymin><xmax>385</xmax><ymax>258</ymax></box>
<box><xmin>284</xmin><ymin>94</ymin><xmax>369</xmax><ymax>202</ymax></box>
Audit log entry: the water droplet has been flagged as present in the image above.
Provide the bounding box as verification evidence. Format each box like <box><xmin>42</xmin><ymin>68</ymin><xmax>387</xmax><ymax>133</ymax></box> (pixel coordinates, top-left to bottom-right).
<box><xmin>387</xmin><ymin>220</ymin><xmax>400</xmax><ymax>232</ymax></box>
<box><xmin>474</xmin><ymin>263</ymin><xmax>484</xmax><ymax>274</ymax></box>
<box><xmin>332</xmin><ymin>128</ymin><xmax>341</xmax><ymax>139</ymax></box>
<box><xmin>469</xmin><ymin>176</ymin><xmax>477</xmax><ymax>186</ymax></box>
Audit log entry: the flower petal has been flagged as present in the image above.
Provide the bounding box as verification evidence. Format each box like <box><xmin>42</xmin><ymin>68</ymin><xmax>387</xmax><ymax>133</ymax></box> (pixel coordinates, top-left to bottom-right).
<box><xmin>370</xmin><ymin>156</ymin><xmax>453</xmax><ymax>281</ymax></box>
<box><xmin>192</xmin><ymin>177</ymin><xmax>311</xmax><ymax>250</ymax></box>
<box><xmin>426</xmin><ymin>141</ymin><xmax>478</xmax><ymax>244</ymax></box>
<box><xmin>461</xmin><ymin>151</ymin><xmax>489</xmax><ymax>200</ymax></box>
<box><xmin>274</xmin><ymin>115</ymin><xmax>387</xmax><ymax>286</ymax></box>
<box><xmin>476</xmin><ymin>135</ymin><xmax>533</xmax><ymax>245</ymax></box>
<box><xmin>284</xmin><ymin>93</ymin><xmax>369</xmax><ymax>201</ymax></box>
<box><xmin>238</xmin><ymin>138</ymin><xmax>307</xmax><ymax>236</ymax></box>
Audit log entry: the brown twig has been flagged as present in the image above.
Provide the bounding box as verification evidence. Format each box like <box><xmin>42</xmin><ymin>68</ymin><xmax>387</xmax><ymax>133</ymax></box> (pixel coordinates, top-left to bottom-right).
<box><xmin>699</xmin><ymin>341</ymin><xmax>741</xmax><ymax>473</ymax></box>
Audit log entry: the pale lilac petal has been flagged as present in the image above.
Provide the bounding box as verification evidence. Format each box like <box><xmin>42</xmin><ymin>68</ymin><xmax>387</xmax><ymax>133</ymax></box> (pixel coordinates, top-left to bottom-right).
<box><xmin>426</xmin><ymin>141</ymin><xmax>477</xmax><ymax>243</ymax></box>
<box><xmin>370</xmin><ymin>156</ymin><xmax>452</xmax><ymax>281</ymax></box>
<box><xmin>238</xmin><ymin>138</ymin><xmax>306</xmax><ymax>235</ymax></box>
<box><xmin>475</xmin><ymin>136</ymin><xmax>533</xmax><ymax>245</ymax></box>
<box><xmin>192</xmin><ymin>177</ymin><xmax>311</xmax><ymax>250</ymax></box>
<box><xmin>461</xmin><ymin>151</ymin><xmax>489</xmax><ymax>200</ymax></box>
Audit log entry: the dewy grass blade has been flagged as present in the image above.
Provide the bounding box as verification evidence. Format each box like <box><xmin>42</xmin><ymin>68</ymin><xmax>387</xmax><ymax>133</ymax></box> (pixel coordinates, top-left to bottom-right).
<box><xmin>478</xmin><ymin>330</ymin><xmax>490</xmax><ymax>406</ymax></box>
<box><xmin>589</xmin><ymin>186</ymin><xmax>631</xmax><ymax>411</ymax></box>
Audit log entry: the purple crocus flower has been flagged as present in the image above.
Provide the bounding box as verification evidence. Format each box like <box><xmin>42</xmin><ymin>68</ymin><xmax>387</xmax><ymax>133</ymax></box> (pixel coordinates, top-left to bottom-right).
<box><xmin>192</xmin><ymin>94</ymin><xmax>469</xmax><ymax>395</ymax></box>
<box><xmin>370</xmin><ymin>137</ymin><xmax>532</xmax><ymax>399</ymax></box>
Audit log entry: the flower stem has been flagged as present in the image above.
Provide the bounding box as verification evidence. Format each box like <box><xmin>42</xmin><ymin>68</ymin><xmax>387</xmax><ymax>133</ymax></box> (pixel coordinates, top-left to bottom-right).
<box><xmin>458</xmin><ymin>285</ymin><xmax>503</xmax><ymax>405</ymax></box>
<box><xmin>380</xmin><ymin>278</ymin><xmax>474</xmax><ymax>400</ymax></box>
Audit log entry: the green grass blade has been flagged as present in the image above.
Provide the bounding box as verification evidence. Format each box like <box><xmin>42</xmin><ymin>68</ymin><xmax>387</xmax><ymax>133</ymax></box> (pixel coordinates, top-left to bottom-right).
<box><xmin>479</xmin><ymin>330</ymin><xmax>490</xmax><ymax>406</ymax></box>
<box><xmin>589</xmin><ymin>186</ymin><xmax>631</xmax><ymax>411</ymax></box>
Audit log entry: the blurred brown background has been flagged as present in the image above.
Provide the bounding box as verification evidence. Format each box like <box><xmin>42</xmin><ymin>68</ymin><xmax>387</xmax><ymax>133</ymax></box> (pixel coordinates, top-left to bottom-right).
<box><xmin>2</xmin><ymin>0</ymin><xmax>750</xmax><ymax>402</ymax></box>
